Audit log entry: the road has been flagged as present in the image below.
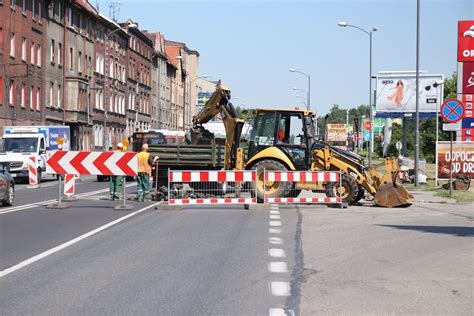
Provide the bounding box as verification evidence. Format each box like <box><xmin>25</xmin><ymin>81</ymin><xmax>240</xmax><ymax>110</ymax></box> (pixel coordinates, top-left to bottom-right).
<box><xmin>1</xmin><ymin>179</ymin><xmax>473</xmax><ymax>315</ymax></box>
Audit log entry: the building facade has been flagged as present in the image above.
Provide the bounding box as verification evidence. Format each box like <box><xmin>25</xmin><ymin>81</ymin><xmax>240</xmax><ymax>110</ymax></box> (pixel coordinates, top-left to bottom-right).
<box><xmin>0</xmin><ymin>0</ymin><xmax>46</xmax><ymax>133</ymax></box>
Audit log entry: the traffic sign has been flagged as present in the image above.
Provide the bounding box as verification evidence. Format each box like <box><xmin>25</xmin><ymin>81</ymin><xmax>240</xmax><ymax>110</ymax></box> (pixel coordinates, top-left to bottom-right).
<box><xmin>442</xmin><ymin>123</ymin><xmax>462</xmax><ymax>131</ymax></box>
<box><xmin>440</xmin><ymin>99</ymin><xmax>464</xmax><ymax>123</ymax></box>
<box><xmin>364</xmin><ymin>121</ymin><xmax>371</xmax><ymax>131</ymax></box>
<box><xmin>46</xmin><ymin>151</ymin><xmax>138</xmax><ymax>176</ymax></box>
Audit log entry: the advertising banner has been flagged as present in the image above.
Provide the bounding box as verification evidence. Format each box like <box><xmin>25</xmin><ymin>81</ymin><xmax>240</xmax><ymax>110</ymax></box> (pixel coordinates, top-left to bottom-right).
<box><xmin>461</xmin><ymin>62</ymin><xmax>474</xmax><ymax>94</ymax></box>
<box><xmin>361</xmin><ymin>117</ymin><xmax>385</xmax><ymax>134</ymax></box>
<box><xmin>458</xmin><ymin>20</ymin><xmax>474</xmax><ymax>62</ymax></box>
<box><xmin>376</xmin><ymin>73</ymin><xmax>444</xmax><ymax>114</ymax></box>
<box><xmin>326</xmin><ymin>124</ymin><xmax>352</xmax><ymax>142</ymax></box>
<box><xmin>436</xmin><ymin>141</ymin><xmax>474</xmax><ymax>179</ymax></box>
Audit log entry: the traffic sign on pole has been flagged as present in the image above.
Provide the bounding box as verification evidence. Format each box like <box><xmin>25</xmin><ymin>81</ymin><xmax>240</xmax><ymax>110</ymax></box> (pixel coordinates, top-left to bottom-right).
<box><xmin>440</xmin><ymin>99</ymin><xmax>464</xmax><ymax>123</ymax></box>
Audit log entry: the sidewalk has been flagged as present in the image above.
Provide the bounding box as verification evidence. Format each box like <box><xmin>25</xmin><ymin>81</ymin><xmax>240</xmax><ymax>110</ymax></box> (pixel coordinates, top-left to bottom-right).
<box><xmin>409</xmin><ymin>190</ymin><xmax>457</xmax><ymax>204</ymax></box>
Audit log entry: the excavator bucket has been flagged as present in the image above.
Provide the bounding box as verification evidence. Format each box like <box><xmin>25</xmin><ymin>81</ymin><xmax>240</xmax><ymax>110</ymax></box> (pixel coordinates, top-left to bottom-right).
<box><xmin>374</xmin><ymin>158</ymin><xmax>415</xmax><ymax>208</ymax></box>
<box><xmin>190</xmin><ymin>125</ymin><xmax>214</xmax><ymax>145</ymax></box>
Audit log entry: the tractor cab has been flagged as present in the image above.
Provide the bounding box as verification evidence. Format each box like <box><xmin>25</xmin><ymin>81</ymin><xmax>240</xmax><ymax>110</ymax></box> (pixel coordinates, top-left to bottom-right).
<box><xmin>246</xmin><ymin>109</ymin><xmax>317</xmax><ymax>170</ymax></box>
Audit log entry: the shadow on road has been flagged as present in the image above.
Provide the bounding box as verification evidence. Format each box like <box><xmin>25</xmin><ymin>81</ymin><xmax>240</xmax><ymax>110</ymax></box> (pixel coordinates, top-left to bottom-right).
<box><xmin>378</xmin><ymin>225</ymin><xmax>474</xmax><ymax>237</ymax></box>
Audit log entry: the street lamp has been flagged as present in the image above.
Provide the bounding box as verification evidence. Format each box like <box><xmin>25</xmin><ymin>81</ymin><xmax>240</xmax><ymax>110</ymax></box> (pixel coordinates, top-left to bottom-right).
<box><xmin>289</xmin><ymin>68</ymin><xmax>310</xmax><ymax>111</ymax></box>
<box><xmin>338</xmin><ymin>21</ymin><xmax>378</xmax><ymax>167</ymax></box>
<box><xmin>103</xmin><ymin>21</ymin><xmax>137</xmax><ymax>150</ymax></box>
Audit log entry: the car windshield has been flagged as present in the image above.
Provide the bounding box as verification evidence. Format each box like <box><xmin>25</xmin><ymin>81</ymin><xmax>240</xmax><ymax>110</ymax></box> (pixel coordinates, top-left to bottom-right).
<box><xmin>2</xmin><ymin>138</ymin><xmax>38</xmax><ymax>153</ymax></box>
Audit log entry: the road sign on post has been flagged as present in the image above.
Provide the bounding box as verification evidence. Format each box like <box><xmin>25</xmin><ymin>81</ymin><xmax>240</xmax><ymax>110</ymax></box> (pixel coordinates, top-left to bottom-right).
<box><xmin>440</xmin><ymin>99</ymin><xmax>465</xmax><ymax>197</ymax></box>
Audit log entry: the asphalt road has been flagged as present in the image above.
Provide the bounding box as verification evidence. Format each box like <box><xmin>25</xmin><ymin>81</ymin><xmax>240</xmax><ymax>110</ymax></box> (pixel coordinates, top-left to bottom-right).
<box><xmin>1</xmin><ymin>181</ymin><xmax>473</xmax><ymax>315</ymax></box>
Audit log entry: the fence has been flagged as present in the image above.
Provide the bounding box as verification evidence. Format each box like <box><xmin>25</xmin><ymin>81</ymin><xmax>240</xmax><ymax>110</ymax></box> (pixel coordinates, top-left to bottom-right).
<box><xmin>168</xmin><ymin>170</ymin><xmax>257</xmax><ymax>205</ymax></box>
<box><xmin>264</xmin><ymin>171</ymin><xmax>344</xmax><ymax>207</ymax></box>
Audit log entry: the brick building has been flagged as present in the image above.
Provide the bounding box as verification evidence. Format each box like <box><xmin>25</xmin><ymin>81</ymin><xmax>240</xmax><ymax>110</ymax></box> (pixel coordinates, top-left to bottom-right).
<box><xmin>0</xmin><ymin>0</ymin><xmax>46</xmax><ymax>133</ymax></box>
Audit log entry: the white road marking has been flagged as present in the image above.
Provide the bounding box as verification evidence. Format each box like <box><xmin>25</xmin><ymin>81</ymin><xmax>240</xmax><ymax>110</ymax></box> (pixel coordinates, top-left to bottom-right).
<box><xmin>0</xmin><ymin>201</ymin><xmax>159</xmax><ymax>278</ymax></box>
<box><xmin>270</xmin><ymin>206</ymin><xmax>279</xmax><ymax>210</ymax></box>
<box><xmin>269</xmin><ymin>221</ymin><xmax>281</xmax><ymax>227</ymax></box>
<box><xmin>269</xmin><ymin>228</ymin><xmax>282</xmax><ymax>234</ymax></box>
<box><xmin>0</xmin><ymin>184</ymin><xmax>136</xmax><ymax>215</ymax></box>
<box><xmin>268</xmin><ymin>248</ymin><xmax>286</xmax><ymax>258</ymax></box>
<box><xmin>269</xmin><ymin>237</ymin><xmax>283</xmax><ymax>245</ymax></box>
<box><xmin>269</xmin><ymin>308</ymin><xmax>295</xmax><ymax>316</ymax></box>
<box><xmin>270</xmin><ymin>281</ymin><xmax>291</xmax><ymax>296</ymax></box>
<box><xmin>269</xmin><ymin>262</ymin><xmax>288</xmax><ymax>273</ymax></box>
<box><xmin>270</xmin><ymin>214</ymin><xmax>281</xmax><ymax>220</ymax></box>
<box><xmin>270</xmin><ymin>210</ymin><xmax>280</xmax><ymax>215</ymax></box>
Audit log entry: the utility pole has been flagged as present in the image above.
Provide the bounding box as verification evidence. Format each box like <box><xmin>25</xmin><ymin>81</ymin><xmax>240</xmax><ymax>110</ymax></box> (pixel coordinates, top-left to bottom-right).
<box><xmin>415</xmin><ymin>0</ymin><xmax>421</xmax><ymax>186</ymax></box>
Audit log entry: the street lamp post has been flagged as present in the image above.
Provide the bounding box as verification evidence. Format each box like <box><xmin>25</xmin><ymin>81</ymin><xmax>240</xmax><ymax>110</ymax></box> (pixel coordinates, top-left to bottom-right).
<box><xmin>338</xmin><ymin>21</ymin><xmax>378</xmax><ymax>167</ymax></box>
<box><xmin>289</xmin><ymin>69</ymin><xmax>310</xmax><ymax>111</ymax></box>
<box><xmin>103</xmin><ymin>21</ymin><xmax>137</xmax><ymax>150</ymax></box>
<box><xmin>292</xmin><ymin>87</ymin><xmax>308</xmax><ymax>109</ymax></box>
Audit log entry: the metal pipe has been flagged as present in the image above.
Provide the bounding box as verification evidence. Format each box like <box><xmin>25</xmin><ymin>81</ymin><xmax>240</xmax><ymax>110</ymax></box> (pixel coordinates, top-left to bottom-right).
<box><xmin>368</xmin><ymin>31</ymin><xmax>373</xmax><ymax>167</ymax></box>
<box><xmin>415</xmin><ymin>0</ymin><xmax>420</xmax><ymax>186</ymax></box>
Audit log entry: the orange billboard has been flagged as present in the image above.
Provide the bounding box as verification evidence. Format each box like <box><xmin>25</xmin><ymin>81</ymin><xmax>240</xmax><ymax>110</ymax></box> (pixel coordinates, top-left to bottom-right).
<box><xmin>436</xmin><ymin>141</ymin><xmax>474</xmax><ymax>179</ymax></box>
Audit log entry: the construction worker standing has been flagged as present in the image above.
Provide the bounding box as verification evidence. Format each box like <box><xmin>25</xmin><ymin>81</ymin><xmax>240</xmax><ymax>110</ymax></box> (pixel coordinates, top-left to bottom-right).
<box><xmin>136</xmin><ymin>143</ymin><xmax>158</xmax><ymax>202</ymax></box>
<box><xmin>109</xmin><ymin>142</ymin><xmax>124</xmax><ymax>200</ymax></box>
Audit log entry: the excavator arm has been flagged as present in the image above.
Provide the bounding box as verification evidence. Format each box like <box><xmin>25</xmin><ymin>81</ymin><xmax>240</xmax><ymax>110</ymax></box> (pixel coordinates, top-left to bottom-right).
<box><xmin>191</xmin><ymin>81</ymin><xmax>245</xmax><ymax>170</ymax></box>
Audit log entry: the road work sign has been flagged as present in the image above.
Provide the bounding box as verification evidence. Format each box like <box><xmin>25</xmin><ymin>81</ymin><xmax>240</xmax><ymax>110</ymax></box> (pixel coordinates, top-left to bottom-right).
<box><xmin>436</xmin><ymin>141</ymin><xmax>474</xmax><ymax>180</ymax></box>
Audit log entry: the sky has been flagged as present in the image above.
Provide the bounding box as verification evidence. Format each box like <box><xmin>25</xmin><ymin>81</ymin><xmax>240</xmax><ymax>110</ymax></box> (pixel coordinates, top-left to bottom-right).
<box><xmin>96</xmin><ymin>0</ymin><xmax>473</xmax><ymax>115</ymax></box>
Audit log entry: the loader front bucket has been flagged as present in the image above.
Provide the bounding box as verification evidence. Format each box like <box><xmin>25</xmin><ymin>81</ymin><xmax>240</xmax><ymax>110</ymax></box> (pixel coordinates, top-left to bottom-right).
<box><xmin>374</xmin><ymin>171</ymin><xmax>415</xmax><ymax>208</ymax></box>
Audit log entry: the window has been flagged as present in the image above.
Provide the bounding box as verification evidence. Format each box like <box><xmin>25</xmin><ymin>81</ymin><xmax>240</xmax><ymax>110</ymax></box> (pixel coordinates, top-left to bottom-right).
<box><xmin>37</xmin><ymin>44</ymin><xmax>41</xmax><ymax>67</ymax></box>
<box><xmin>67</xmin><ymin>6</ymin><xmax>73</xmax><ymax>27</ymax></box>
<box><xmin>38</xmin><ymin>1</ymin><xmax>41</xmax><ymax>21</ymax></box>
<box><xmin>21</xmin><ymin>82</ymin><xmax>25</xmax><ymax>107</ymax></box>
<box><xmin>9</xmin><ymin>32</ymin><xmax>15</xmax><ymax>58</ymax></box>
<box><xmin>78</xmin><ymin>51</ymin><xmax>82</xmax><ymax>73</ymax></box>
<box><xmin>31</xmin><ymin>0</ymin><xmax>35</xmax><ymax>19</ymax></box>
<box><xmin>10</xmin><ymin>0</ymin><xmax>15</xmax><ymax>9</ymax></box>
<box><xmin>50</xmin><ymin>39</ymin><xmax>55</xmax><ymax>64</ymax></box>
<box><xmin>57</xmin><ymin>84</ymin><xmax>61</xmax><ymax>108</ymax></box>
<box><xmin>49</xmin><ymin>82</ymin><xmax>54</xmax><ymax>107</ymax></box>
<box><xmin>55</xmin><ymin>0</ymin><xmax>62</xmax><ymax>18</ymax></box>
<box><xmin>58</xmin><ymin>42</ymin><xmax>62</xmax><ymax>65</ymax></box>
<box><xmin>30</xmin><ymin>85</ymin><xmax>34</xmax><ymax>109</ymax></box>
<box><xmin>36</xmin><ymin>87</ymin><xmax>41</xmax><ymax>110</ymax></box>
<box><xmin>69</xmin><ymin>47</ymin><xmax>73</xmax><ymax>70</ymax></box>
<box><xmin>9</xmin><ymin>80</ymin><xmax>15</xmax><ymax>105</ymax></box>
<box><xmin>30</xmin><ymin>42</ymin><xmax>35</xmax><ymax>64</ymax></box>
<box><xmin>22</xmin><ymin>0</ymin><xmax>26</xmax><ymax>13</ymax></box>
<box><xmin>21</xmin><ymin>37</ymin><xmax>26</xmax><ymax>61</ymax></box>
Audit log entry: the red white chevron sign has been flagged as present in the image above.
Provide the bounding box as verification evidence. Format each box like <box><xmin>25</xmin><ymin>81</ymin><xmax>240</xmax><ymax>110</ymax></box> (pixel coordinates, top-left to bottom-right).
<box><xmin>46</xmin><ymin>151</ymin><xmax>138</xmax><ymax>176</ymax></box>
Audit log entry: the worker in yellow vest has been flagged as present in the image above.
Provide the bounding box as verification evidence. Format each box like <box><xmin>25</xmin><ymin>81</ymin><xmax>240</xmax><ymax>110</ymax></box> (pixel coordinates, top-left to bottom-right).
<box><xmin>136</xmin><ymin>143</ymin><xmax>158</xmax><ymax>202</ymax></box>
<box><xmin>110</xmin><ymin>142</ymin><xmax>125</xmax><ymax>200</ymax></box>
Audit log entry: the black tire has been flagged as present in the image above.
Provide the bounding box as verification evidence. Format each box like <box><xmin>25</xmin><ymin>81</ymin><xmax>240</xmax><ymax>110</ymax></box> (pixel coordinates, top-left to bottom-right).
<box><xmin>2</xmin><ymin>184</ymin><xmax>14</xmax><ymax>206</ymax></box>
<box><xmin>250</xmin><ymin>160</ymin><xmax>293</xmax><ymax>202</ymax></box>
<box><xmin>325</xmin><ymin>174</ymin><xmax>358</xmax><ymax>204</ymax></box>
<box><xmin>353</xmin><ymin>186</ymin><xmax>365</xmax><ymax>203</ymax></box>
<box><xmin>97</xmin><ymin>175</ymin><xmax>105</xmax><ymax>182</ymax></box>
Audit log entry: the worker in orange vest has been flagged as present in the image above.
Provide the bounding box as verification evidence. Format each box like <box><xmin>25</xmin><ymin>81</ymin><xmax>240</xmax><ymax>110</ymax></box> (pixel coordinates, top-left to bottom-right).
<box><xmin>136</xmin><ymin>143</ymin><xmax>158</xmax><ymax>202</ymax></box>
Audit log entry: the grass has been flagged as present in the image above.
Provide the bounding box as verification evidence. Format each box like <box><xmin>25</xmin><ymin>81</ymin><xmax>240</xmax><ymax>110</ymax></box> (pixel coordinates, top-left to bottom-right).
<box><xmin>436</xmin><ymin>189</ymin><xmax>474</xmax><ymax>203</ymax></box>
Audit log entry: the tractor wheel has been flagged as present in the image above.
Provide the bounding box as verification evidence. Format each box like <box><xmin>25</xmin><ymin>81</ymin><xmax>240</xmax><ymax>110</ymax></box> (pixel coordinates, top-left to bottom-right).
<box><xmin>250</xmin><ymin>160</ymin><xmax>293</xmax><ymax>203</ymax></box>
<box><xmin>325</xmin><ymin>174</ymin><xmax>358</xmax><ymax>204</ymax></box>
<box><xmin>352</xmin><ymin>186</ymin><xmax>365</xmax><ymax>203</ymax></box>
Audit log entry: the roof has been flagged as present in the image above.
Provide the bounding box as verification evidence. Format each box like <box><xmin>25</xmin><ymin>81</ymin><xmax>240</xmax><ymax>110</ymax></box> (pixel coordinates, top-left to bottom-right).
<box><xmin>98</xmin><ymin>13</ymin><xmax>128</xmax><ymax>37</ymax></box>
<box><xmin>73</xmin><ymin>0</ymin><xmax>98</xmax><ymax>15</ymax></box>
<box><xmin>165</xmin><ymin>45</ymin><xmax>181</xmax><ymax>67</ymax></box>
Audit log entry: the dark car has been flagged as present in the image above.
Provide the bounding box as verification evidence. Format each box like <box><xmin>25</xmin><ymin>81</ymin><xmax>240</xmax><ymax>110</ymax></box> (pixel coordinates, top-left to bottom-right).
<box><xmin>0</xmin><ymin>162</ymin><xmax>15</xmax><ymax>206</ymax></box>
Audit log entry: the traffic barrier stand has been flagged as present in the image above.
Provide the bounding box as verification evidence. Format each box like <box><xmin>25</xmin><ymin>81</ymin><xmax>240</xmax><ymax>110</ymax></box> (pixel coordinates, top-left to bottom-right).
<box><xmin>264</xmin><ymin>171</ymin><xmax>347</xmax><ymax>208</ymax></box>
<box><xmin>166</xmin><ymin>170</ymin><xmax>257</xmax><ymax>209</ymax></box>
<box><xmin>63</xmin><ymin>174</ymin><xmax>78</xmax><ymax>202</ymax></box>
<box><xmin>27</xmin><ymin>156</ymin><xmax>38</xmax><ymax>189</ymax></box>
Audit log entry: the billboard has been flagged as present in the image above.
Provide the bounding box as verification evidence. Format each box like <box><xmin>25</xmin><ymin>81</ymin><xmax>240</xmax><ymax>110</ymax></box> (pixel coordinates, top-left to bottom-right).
<box><xmin>326</xmin><ymin>124</ymin><xmax>352</xmax><ymax>142</ymax></box>
<box><xmin>197</xmin><ymin>92</ymin><xmax>213</xmax><ymax>107</ymax></box>
<box><xmin>460</xmin><ymin>62</ymin><xmax>474</xmax><ymax>95</ymax></box>
<box><xmin>436</xmin><ymin>141</ymin><xmax>474</xmax><ymax>180</ymax></box>
<box><xmin>458</xmin><ymin>20</ymin><xmax>474</xmax><ymax>62</ymax></box>
<box><xmin>376</xmin><ymin>72</ymin><xmax>443</xmax><ymax>115</ymax></box>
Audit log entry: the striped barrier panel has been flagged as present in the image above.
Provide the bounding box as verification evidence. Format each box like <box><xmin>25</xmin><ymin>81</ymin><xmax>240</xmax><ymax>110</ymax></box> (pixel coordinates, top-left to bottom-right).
<box><xmin>28</xmin><ymin>156</ymin><xmax>38</xmax><ymax>187</ymax></box>
<box><xmin>168</xmin><ymin>170</ymin><xmax>257</xmax><ymax>206</ymax></box>
<box><xmin>264</xmin><ymin>171</ymin><xmax>343</xmax><ymax>205</ymax></box>
<box><xmin>64</xmin><ymin>174</ymin><xmax>75</xmax><ymax>197</ymax></box>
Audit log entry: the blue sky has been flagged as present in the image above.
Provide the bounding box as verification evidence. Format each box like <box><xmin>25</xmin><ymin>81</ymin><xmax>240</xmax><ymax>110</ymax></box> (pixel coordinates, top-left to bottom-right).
<box><xmin>96</xmin><ymin>0</ymin><xmax>473</xmax><ymax>115</ymax></box>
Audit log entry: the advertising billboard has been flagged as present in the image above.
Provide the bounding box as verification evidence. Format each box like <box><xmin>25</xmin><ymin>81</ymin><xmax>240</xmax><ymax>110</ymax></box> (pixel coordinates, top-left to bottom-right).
<box><xmin>326</xmin><ymin>124</ymin><xmax>352</xmax><ymax>142</ymax></box>
<box><xmin>459</xmin><ymin>62</ymin><xmax>474</xmax><ymax>95</ymax></box>
<box><xmin>376</xmin><ymin>72</ymin><xmax>443</xmax><ymax>116</ymax></box>
<box><xmin>436</xmin><ymin>141</ymin><xmax>474</xmax><ymax>180</ymax></box>
<box><xmin>458</xmin><ymin>20</ymin><xmax>474</xmax><ymax>62</ymax></box>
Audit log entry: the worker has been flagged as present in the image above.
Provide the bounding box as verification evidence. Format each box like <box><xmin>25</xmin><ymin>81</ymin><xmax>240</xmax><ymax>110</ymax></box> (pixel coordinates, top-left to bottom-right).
<box><xmin>109</xmin><ymin>142</ymin><xmax>124</xmax><ymax>200</ymax></box>
<box><xmin>136</xmin><ymin>143</ymin><xmax>158</xmax><ymax>202</ymax></box>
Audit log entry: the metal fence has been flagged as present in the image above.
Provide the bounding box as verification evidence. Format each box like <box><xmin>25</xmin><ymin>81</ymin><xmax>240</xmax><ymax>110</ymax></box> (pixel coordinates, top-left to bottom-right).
<box><xmin>168</xmin><ymin>170</ymin><xmax>257</xmax><ymax>205</ymax></box>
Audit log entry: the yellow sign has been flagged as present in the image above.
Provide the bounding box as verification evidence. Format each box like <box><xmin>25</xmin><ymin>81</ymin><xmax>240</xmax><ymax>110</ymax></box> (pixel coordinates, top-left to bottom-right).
<box><xmin>57</xmin><ymin>137</ymin><xmax>64</xmax><ymax>145</ymax></box>
<box><xmin>327</xmin><ymin>124</ymin><xmax>353</xmax><ymax>142</ymax></box>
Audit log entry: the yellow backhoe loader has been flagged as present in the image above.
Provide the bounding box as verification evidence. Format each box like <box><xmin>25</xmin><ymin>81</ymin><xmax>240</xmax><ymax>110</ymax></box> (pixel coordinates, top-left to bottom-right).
<box><xmin>191</xmin><ymin>82</ymin><xmax>414</xmax><ymax>208</ymax></box>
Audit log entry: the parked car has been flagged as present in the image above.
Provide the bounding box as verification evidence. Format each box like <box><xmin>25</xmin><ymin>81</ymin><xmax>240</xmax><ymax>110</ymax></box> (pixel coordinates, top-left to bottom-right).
<box><xmin>0</xmin><ymin>162</ymin><xmax>15</xmax><ymax>206</ymax></box>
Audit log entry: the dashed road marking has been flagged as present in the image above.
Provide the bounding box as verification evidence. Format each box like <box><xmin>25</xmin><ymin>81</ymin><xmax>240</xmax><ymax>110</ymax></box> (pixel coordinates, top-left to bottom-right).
<box><xmin>270</xmin><ymin>210</ymin><xmax>280</xmax><ymax>214</ymax></box>
<box><xmin>270</xmin><ymin>281</ymin><xmax>291</xmax><ymax>296</ymax></box>
<box><xmin>269</xmin><ymin>237</ymin><xmax>283</xmax><ymax>245</ymax></box>
<box><xmin>268</xmin><ymin>248</ymin><xmax>286</xmax><ymax>258</ymax></box>
<box><xmin>269</xmin><ymin>308</ymin><xmax>295</xmax><ymax>316</ymax></box>
<box><xmin>269</xmin><ymin>221</ymin><xmax>281</xmax><ymax>227</ymax></box>
<box><xmin>269</xmin><ymin>228</ymin><xmax>282</xmax><ymax>234</ymax></box>
<box><xmin>269</xmin><ymin>262</ymin><xmax>288</xmax><ymax>273</ymax></box>
<box><xmin>270</xmin><ymin>214</ymin><xmax>281</xmax><ymax>220</ymax></box>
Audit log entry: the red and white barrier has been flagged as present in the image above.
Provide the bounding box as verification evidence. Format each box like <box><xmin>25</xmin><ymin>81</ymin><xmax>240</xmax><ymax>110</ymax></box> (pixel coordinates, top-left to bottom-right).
<box><xmin>266</xmin><ymin>197</ymin><xmax>340</xmax><ymax>203</ymax></box>
<box><xmin>265</xmin><ymin>171</ymin><xmax>339</xmax><ymax>183</ymax></box>
<box><xmin>64</xmin><ymin>174</ymin><xmax>75</xmax><ymax>197</ymax></box>
<box><xmin>28</xmin><ymin>156</ymin><xmax>38</xmax><ymax>187</ymax></box>
<box><xmin>170</xmin><ymin>170</ymin><xmax>255</xmax><ymax>183</ymax></box>
<box><xmin>168</xmin><ymin>170</ymin><xmax>257</xmax><ymax>206</ymax></box>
